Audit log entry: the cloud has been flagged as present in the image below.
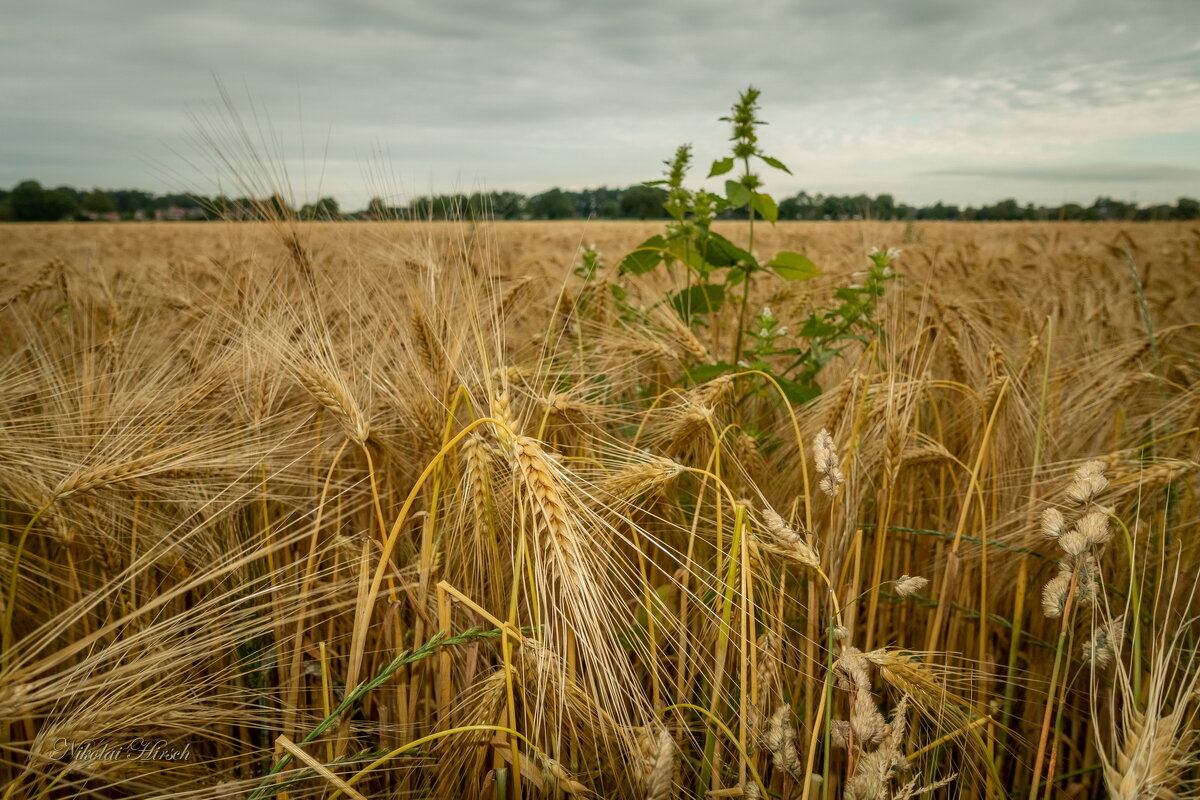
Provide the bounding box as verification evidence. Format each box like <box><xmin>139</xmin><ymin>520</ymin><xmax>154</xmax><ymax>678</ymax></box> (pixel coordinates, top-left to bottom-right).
<box><xmin>925</xmin><ymin>164</ymin><xmax>1200</xmax><ymax>182</ymax></box>
<box><xmin>1</xmin><ymin>0</ymin><xmax>1198</xmax><ymax>207</ymax></box>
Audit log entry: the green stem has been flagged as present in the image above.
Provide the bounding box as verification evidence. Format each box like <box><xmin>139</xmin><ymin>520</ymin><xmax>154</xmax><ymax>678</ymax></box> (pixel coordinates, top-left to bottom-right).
<box><xmin>732</xmin><ymin>159</ymin><xmax>755</xmax><ymax>364</ymax></box>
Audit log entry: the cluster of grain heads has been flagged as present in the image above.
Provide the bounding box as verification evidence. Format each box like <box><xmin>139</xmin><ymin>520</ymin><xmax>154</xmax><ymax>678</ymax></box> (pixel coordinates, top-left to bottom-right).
<box><xmin>812</xmin><ymin>428</ymin><xmax>844</xmax><ymax>498</ymax></box>
<box><xmin>832</xmin><ymin>648</ymin><xmax>957</xmax><ymax>800</ymax></box>
<box><xmin>1040</xmin><ymin>460</ymin><xmax>1113</xmax><ymax>618</ymax></box>
<box><xmin>834</xmin><ymin>648</ymin><xmax>890</xmax><ymax>753</ymax></box>
<box><xmin>1032</xmin><ymin>458</ymin><xmax>1127</xmax><ymax>798</ymax></box>
<box><xmin>830</xmin><ymin>652</ymin><xmax>960</xmax><ymax>800</ymax></box>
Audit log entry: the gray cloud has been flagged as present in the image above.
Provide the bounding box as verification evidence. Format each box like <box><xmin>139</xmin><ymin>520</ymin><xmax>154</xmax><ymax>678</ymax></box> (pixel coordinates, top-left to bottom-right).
<box><xmin>927</xmin><ymin>164</ymin><xmax>1200</xmax><ymax>182</ymax></box>
<box><xmin>2</xmin><ymin>0</ymin><xmax>1198</xmax><ymax>206</ymax></box>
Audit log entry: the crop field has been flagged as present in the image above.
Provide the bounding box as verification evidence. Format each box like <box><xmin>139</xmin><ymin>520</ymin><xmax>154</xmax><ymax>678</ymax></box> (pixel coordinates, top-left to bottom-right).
<box><xmin>0</xmin><ymin>218</ymin><xmax>1198</xmax><ymax>799</ymax></box>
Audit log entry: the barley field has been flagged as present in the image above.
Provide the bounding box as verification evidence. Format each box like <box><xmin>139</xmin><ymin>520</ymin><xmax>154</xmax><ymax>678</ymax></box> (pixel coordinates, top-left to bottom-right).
<box><xmin>1</xmin><ymin>219</ymin><xmax>1198</xmax><ymax>799</ymax></box>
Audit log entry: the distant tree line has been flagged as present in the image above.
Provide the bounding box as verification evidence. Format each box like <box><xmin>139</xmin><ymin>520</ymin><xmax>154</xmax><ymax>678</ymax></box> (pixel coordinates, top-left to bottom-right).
<box><xmin>2</xmin><ymin>178</ymin><xmax>1197</xmax><ymax>222</ymax></box>
<box><xmin>0</xmin><ymin>180</ymin><xmax>342</xmax><ymax>222</ymax></box>
<box><xmin>353</xmin><ymin>188</ymin><xmax>1200</xmax><ymax>222</ymax></box>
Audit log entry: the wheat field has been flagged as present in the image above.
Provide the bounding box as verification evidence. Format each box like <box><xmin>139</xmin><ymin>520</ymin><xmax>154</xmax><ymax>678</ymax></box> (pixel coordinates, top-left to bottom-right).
<box><xmin>1</xmin><ymin>219</ymin><xmax>1197</xmax><ymax>799</ymax></box>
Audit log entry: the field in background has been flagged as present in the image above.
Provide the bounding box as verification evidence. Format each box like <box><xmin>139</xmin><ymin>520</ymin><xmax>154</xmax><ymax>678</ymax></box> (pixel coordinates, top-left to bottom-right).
<box><xmin>1</xmin><ymin>220</ymin><xmax>1197</xmax><ymax>799</ymax></box>
<box><xmin>4</xmin><ymin>220</ymin><xmax>1200</xmax><ymax>295</ymax></box>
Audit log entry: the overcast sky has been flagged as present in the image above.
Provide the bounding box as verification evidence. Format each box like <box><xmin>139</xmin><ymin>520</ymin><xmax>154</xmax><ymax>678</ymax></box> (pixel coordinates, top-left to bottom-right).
<box><xmin>2</xmin><ymin>0</ymin><xmax>1198</xmax><ymax>209</ymax></box>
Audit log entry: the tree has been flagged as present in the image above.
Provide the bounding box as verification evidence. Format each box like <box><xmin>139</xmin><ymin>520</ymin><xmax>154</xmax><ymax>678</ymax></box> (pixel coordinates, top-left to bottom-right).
<box><xmin>488</xmin><ymin>191</ymin><xmax>525</xmax><ymax>220</ymax></box>
<box><xmin>109</xmin><ymin>188</ymin><xmax>154</xmax><ymax>218</ymax></box>
<box><xmin>262</xmin><ymin>193</ymin><xmax>292</xmax><ymax>218</ymax></box>
<box><xmin>528</xmin><ymin>188</ymin><xmax>574</xmax><ymax>220</ymax></box>
<box><xmin>366</xmin><ymin>197</ymin><xmax>389</xmax><ymax>219</ymax></box>
<box><xmin>779</xmin><ymin>191</ymin><xmax>817</xmax><ymax>220</ymax></box>
<box><xmin>618</xmin><ymin>185</ymin><xmax>668</xmax><ymax>219</ymax></box>
<box><xmin>981</xmin><ymin>198</ymin><xmax>1020</xmax><ymax>221</ymax></box>
<box><xmin>1173</xmin><ymin>197</ymin><xmax>1199</xmax><ymax>220</ymax></box>
<box><xmin>83</xmin><ymin>189</ymin><xmax>115</xmax><ymax>216</ymax></box>
<box><xmin>300</xmin><ymin>196</ymin><xmax>340</xmax><ymax>220</ymax></box>
<box><xmin>9</xmin><ymin>180</ymin><xmax>77</xmax><ymax>221</ymax></box>
<box><xmin>874</xmin><ymin>193</ymin><xmax>896</xmax><ymax>220</ymax></box>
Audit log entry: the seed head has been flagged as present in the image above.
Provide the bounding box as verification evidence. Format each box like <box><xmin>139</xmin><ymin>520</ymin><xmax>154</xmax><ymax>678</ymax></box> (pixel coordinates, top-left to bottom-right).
<box><xmin>762</xmin><ymin>705</ymin><xmax>802</xmax><ymax>779</ymax></box>
<box><xmin>1058</xmin><ymin>529</ymin><xmax>1090</xmax><ymax>557</ymax></box>
<box><xmin>813</xmin><ymin>428</ymin><xmax>840</xmax><ymax>475</ymax></box>
<box><xmin>1077</xmin><ymin>509</ymin><xmax>1112</xmax><ymax>548</ymax></box>
<box><xmin>819</xmin><ymin>471</ymin><xmax>844</xmax><ymax>498</ymax></box>
<box><xmin>1082</xmin><ymin>615</ymin><xmax>1125</xmax><ymax>669</ymax></box>
<box><xmin>1067</xmin><ymin>460</ymin><xmax>1108</xmax><ymax>505</ymax></box>
<box><xmin>893</xmin><ymin>575</ymin><xmax>929</xmax><ymax>598</ymax></box>
<box><xmin>637</xmin><ymin>727</ymin><xmax>675</xmax><ymax>800</ymax></box>
<box><xmin>851</xmin><ymin>691</ymin><xmax>888</xmax><ymax>748</ymax></box>
<box><xmin>1041</xmin><ymin>508</ymin><xmax>1067</xmax><ymax>540</ymax></box>
<box><xmin>811</xmin><ymin>426</ymin><xmax>846</xmax><ymax>498</ymax></box>
<box><xmin>831</xmin><ymin>719</ymin><xmax>852</xmax><ymax>749</ymax></box>
<box><xmin>1074</xmin><ymin>553</ymin><xmax>1102</xmax><ymax>607</ymax></box>
<box><xmin>1042</xmin><ymin>571</ymin><xmax>1072</xmax><ymax>618</ymax></box>
<box><xmin>758</xmin><ymin>506</ymin><xmax>821</xmax><ymax>570</ymax></box>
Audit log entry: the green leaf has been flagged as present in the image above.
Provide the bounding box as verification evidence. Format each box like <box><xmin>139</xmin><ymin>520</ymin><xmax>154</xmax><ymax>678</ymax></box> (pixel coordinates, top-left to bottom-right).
<box><xmin>687</xmin><ymin>361</ymin><xmax>736</xmax><ymax>384</ymax></box>
<box><xmin>800</xmin><ymin>318</ymin><xmax>838</xmax><ymax>338</ymax></box>
<box><xmin>619</xmin><ymin>235</ymin><xmax>667</xmax><ymax>275</ymax></box>
<box><xmin>666</xmin><ymin>238</ymin><xmax>717</xmax><ymax>274</ymax></box>
<box><xmin>768</xmin><ymin>251</ymin><xmax>821</xmax><ymax>280</ymax></box>
<box><xmin>774</xmin><ymin>375</ymin><xmax>821</xmax><ymax>404</ymax></box>
<box><xmin>670</xmin><ymin>284</ymin><xmax>725</xmax><ymax>320</ymax></box>
<box><xmin>698</xmin><ymin>231</ymin><xmax>756</xmax><ymax>269</ymax></box>
<box><xmin>835</xmin><ymin>287</ymin><xmax>867</xmax><ymax>305</ymax></box>
<box><xmin>696</xmin><ymin>231</ymin><xmax>748</xmax><ymax>268</ymax></box>
<box><xmin>752</xmin><ymin>193</ymin><xmax>779</xmax><ymax>223</ymax></box>
<box><xmin>708</xmin><ymin>158</ymin><xmax>735</xmax><ymax>178</ymax></box>
<box><xmin>725</xmin><ymin>180</ymin><xmax>752</xmax><ymax>209</ymax></box>
<box><xmin>759</xmin><ymin>154</ymin><xmax>792</xmax><ymax>174</ymax></box>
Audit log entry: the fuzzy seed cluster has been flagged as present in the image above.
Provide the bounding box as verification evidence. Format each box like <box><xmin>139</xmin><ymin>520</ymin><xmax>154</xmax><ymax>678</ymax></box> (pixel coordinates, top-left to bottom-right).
<box><xmin>1040</xmin><ymin>460</ymin><xmax>1113</xmax><ymax>619</ymax></box>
